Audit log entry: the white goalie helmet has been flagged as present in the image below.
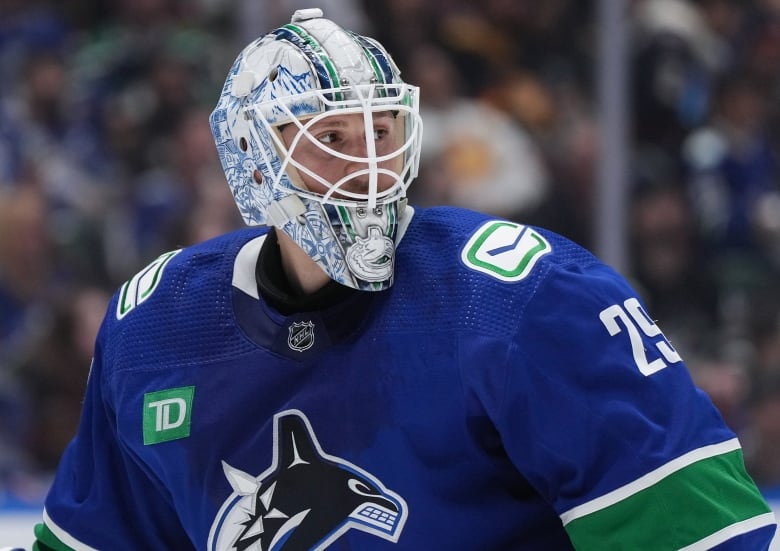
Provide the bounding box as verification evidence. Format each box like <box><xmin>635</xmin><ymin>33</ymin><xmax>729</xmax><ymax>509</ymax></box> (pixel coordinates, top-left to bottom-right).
<box><xmin>210</xmin><ymin>8</ymin><xmax>423</xmax><ymax>291</ymax></box>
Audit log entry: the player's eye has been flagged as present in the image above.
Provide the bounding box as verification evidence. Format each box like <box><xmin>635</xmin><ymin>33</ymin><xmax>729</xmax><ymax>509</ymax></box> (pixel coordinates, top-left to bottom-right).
<box><xmin>318</xmin><ymin>131</ymin><xmax>339</xmax><ymax>145</ymax></box>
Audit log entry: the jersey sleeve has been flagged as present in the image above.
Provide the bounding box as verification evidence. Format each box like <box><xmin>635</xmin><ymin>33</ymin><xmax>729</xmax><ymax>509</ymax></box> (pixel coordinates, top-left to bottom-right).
<box><xmin>34</xmin><ymin>309</ymin><xmax>192</xmax><ymax>550</ymax></box>
<box><xmin>499</xmin><ymin>259</ymin><xmax>777</xmax><ymax>550</ymax></box>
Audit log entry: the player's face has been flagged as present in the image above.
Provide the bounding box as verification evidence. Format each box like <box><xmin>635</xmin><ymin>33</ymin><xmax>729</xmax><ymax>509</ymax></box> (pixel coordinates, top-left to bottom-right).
<box><xmin>279</xmin><ymin>111</ymin><xmax>405</xmax><ymax>199</ymax></box>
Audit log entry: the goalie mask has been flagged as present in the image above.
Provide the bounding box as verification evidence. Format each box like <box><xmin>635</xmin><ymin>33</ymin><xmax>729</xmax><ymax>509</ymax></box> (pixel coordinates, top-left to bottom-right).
<box><xmin>210</xmin><ymin>8</ymin><xmax>423</xmax><ymax>291</ymax></box>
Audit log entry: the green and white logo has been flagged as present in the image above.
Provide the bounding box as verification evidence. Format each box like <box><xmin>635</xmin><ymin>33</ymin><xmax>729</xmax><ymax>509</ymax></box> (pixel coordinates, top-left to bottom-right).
<box><xmin>117</xmin><ymin>249</ymin><xmax>181</xmax><ymax>319</ymax></box>
<box><xmin>143</xmin><ymin>386</ymin><xmax>194</xmax><ymax>445</ymax></box>
<box><xmin>461</xmin><ymin>221</ymin><xmax>551</xmax><ymax>282</ymax></box>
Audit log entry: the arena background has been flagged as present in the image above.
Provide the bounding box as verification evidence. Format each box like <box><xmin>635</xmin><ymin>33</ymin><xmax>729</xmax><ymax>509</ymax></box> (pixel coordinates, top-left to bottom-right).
<box><xmin>2</xmin><ymin>0</ymin><xmax>780</xmax><ymax>547</ymax></box>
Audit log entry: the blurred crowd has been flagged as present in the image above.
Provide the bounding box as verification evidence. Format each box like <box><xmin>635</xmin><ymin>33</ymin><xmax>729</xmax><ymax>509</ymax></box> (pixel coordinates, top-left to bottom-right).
<box><xmin>0</xmin><ymin>0</ymin><xmax>779</xmax><ymax>505</ymax></box>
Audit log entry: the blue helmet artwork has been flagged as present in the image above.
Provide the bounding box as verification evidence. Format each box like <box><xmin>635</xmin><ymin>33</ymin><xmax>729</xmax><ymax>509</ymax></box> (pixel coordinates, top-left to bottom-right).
<box><xmin>210</xmin><ymin>8</ymin><xmax>423</xmax><ymax>291</ymax></box>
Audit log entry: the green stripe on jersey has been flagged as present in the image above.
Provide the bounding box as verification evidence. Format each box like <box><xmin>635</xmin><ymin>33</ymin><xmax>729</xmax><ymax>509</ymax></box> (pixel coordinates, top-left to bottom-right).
<box><xmin>564</xmin><ymin>446</ymin><xmax>773</xmax><ymax>550</ymax></box>
<box><xmin>34</xmin><ymin>522</ymin><xmax>76</xmax><ymax>551</ymax></box>
<box><xmin>35</xmin><ymin>509</ymin><xmax>101</xmax><ymax>551</ymax></box>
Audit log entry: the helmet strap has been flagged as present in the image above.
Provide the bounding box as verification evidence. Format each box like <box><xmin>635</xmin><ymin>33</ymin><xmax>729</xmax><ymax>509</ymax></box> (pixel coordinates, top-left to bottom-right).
<box><xmin>266</xmin><ymin>194</ymin><xmax>307</xmax><ymax>228</ymax></box>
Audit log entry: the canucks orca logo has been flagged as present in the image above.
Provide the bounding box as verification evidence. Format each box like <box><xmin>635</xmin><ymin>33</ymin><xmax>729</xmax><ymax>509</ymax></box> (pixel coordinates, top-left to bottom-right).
<box><xmin>208</xmin><ymin>410</ymin><xmax>408</xmax><ymax>550</ymax></box>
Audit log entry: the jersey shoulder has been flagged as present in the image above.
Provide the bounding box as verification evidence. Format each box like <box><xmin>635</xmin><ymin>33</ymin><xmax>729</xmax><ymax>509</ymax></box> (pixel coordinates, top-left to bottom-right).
<box><xmin>100</xmin><ymin>227</ymin><xmax>268</xmax><ymax>374</ymax></box>
<box><xmin>405</xmin><ymin>206</ymin><xmax>601</xmax><ymax>279</ymax></box>
<box><xmin>392</xmin><ymin>206</ymin><xmax>607</xmax><ymax>336</ymax></box>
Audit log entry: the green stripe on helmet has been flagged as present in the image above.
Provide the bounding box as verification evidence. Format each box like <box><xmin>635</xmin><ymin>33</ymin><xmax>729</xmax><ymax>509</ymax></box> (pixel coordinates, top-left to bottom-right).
<box><xmin>282</xmin><ymin>23</ymin><xmax>343</xmax><ymax>101</ymax></box>
<box><xmin>337</xmin><ymin>205</ymin><xmax>357</xmax><ymax>240</ymax></box>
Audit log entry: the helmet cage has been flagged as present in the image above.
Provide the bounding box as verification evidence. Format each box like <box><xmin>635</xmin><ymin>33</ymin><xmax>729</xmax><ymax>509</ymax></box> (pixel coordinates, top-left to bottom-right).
<box><xmin>244</xmin><ymin>82</ymin><xmax>422</xmax><ymax>210</ymax></box>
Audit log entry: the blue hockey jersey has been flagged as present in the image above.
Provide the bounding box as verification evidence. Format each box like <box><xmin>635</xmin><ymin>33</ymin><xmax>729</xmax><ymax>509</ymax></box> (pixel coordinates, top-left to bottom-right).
<box><xmin>37</xmin><ymin>206</ymin><xmax>776</xmax><ymax>550</ymax></box>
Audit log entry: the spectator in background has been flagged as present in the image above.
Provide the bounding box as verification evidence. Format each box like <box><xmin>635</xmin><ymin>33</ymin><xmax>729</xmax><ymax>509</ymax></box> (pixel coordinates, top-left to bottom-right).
<box><xmin>358</xmin><ymin>0</ymin><xmax>439</xmax><ymax>72</ymax></box>
<box><xmin>682</xmin><ymin>71</ymin><xmax>780</xmax><ymax>302</ymax></box>
<box><xmin>628</xmin><ymin>169</ymin><xmax>720</xmax><ymax>355</ymax></box>
<box><xmin>117</xmin><ymin>107</ymin><xmax>240</xmax><ymax>274</ymax></box>
<box><xmin>17</xmin><ymin>286</ymin><xmax>109</xmax><ymax>473</ymax></box>
<box><xmin>0</xmin><ymin>185</ymin><xmax>53</xmax><ymax>367</ymax></box>
<box><xmin>631</xmin><ymin>0</ymin><xmax>730</xmax><ymax>155</ymax></box>
<box><xmin>0</xmin><ymin>185</ymin><xmax>50</xmax><ymax>488</ymax></box>
<box><xmin>484</xmin><ymin>65</ymin><xmax>600</xmax><ymax>249</ymax></box>
<box><xmin>406</xmin><ymin>43</ymin><xmax>550</xmax><ymax>221</ymax></box>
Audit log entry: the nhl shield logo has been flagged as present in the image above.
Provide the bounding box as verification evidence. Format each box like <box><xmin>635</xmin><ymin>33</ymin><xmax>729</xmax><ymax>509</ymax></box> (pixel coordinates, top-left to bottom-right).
<box><xmin>288</xmin><ymin>321</ymin><xmax>315</xmax><ymax>352</ymax></box>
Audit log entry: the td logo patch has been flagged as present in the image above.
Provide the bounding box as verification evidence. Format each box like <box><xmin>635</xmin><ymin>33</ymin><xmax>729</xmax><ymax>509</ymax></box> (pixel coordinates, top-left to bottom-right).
<box><xmin>461</xmin><ymin>220</ymin><xmax>551</xmax><ymax>282</ymax></box>
<box><xmin>143</xmin><ymin>386</ymin><xmax>195</xmax><ymax>445</ymax></box>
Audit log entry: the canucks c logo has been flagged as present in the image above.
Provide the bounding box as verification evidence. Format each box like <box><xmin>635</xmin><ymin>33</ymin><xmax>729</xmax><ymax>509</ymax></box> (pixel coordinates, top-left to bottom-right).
<box><xmin>208</xmin><ymin>410</ymin><xmax>408</xmax><ymax>550</ymax></box>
